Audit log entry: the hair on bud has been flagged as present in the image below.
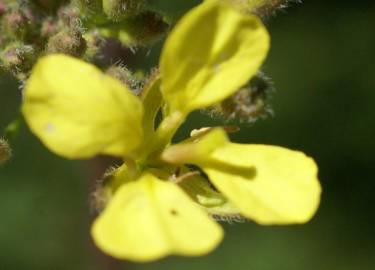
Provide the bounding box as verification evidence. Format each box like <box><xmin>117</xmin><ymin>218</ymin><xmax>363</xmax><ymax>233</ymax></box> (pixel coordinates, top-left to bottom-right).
<box><xmin>106</xmin><ymin>64</ymin><xmax>144</xmax><ymax>95</ymax></box>
<box><xmin>103</xmin><ymin>0</ymin><xmax>146</xmax><ymax>21</ymax></box>
<box><xmin>90</xmin><ymin>166</ymin><xmax>119</xmax><ymax>214</ymax></box>
<box><xmin>40</xmin><ymin>17</ymin><xmax>58</xmax><ymax>38</ymax></box>
<box><xmin>212</xmin><ymin>214</ymin><xmax>246</xmax><ymax>224</ymax></box>
<box><xmin>0</xmin><ymin>43</ymin><xmax>36</xmax><ymax>79</ymax></box>
<box><xmin>251</xmin><ymin>0</ymin><xmax>302</xmax><ymax>18</ymax></box>
<box><xmin>46</xmin><ymin>29</ymin><xmax>87</xmax><ymax>57</ymax></box>
<box><xmin>1</xmin><ymin>4</ymin><xmax>38</xmax><ymax>40</ymax></box>
<box><xmin>57</xmin><ymin>5</ymin><xmax>82</xmax><ymax>30</ymax></box>
<box><xmin>83</xmin><ymin>30</ymin><xmax>105</xmax><ymax>60</ymax></box>
<box><xmin>205</xmin><ymin>72</ymin><xmax>274</xmax><ymax>124</ymax></box>
<box><xmin>222</xmin><ymin>0</ymin><xmax>301</xmax><ymax>18</ymax></box>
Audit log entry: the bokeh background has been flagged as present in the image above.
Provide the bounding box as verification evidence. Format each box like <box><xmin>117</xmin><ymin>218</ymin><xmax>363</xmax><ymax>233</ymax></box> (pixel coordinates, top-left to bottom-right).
<box><xmin>1</xmin><ymin>0</ymin><xmax>375</xmax><ymax>269</ymax></box>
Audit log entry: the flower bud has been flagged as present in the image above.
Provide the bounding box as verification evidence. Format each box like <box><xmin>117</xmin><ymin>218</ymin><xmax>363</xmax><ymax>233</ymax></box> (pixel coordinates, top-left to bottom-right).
<box><xmin>106</xmin><ymin>65</ymin><xmax>143</xmax><ymax>95</ymax></box>
<box><xmin>0</xmin><ymin>43</ymin><xmax>36</xmax><ymax>78</ymax></box>
<box><xmin>116</xmin><ymin>11</ymin><xmax>170</xmax><ymax>46</ymax></box>
<box><xmin>83</xmin><ymin>30</ymin><xmax>105</xmax><ymax>60</ymax></box>
<box><xmin>103</xmin><ymin>0</ymin><xmax>146</xmax><ymax>21</ymax></box>
<box><xmin>1</xmin><ymin>4</ymin><xmax>39</xmax><ymax>41</ymax></box>
<box><xmin>46</xmin><ymin>29</ymin><xmax>87</xmax><ymax>57</ymax></box>
<box><xmin>207</xmin><ymin>72</ymin><xmax>274</xmax><ymax>123</ymax></box>
<box><xmin>40</xmin><ymin>17</ymin><xmax>58</xmax><ymax>38</ymax></box>
<box><xmin>2</xmin><ymin>8</ymin><xmax>28</xmax><ymax>38</ymax></box>
<box><xmin>0</xmin><ymin>138</ymin><xmax>11</xmax><ymax>165</ymax></box>
<box><xmin>57</xmin><ymin>5</ymin><xmax>81</xmax><ymax>29</ymax></box>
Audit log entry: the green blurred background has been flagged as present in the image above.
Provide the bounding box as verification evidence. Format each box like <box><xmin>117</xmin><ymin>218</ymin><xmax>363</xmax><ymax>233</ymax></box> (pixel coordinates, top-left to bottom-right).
<box><xmin>1</xmin><ymin>0</ymin><xmax>375</xmax><ymax>269</ymax></box>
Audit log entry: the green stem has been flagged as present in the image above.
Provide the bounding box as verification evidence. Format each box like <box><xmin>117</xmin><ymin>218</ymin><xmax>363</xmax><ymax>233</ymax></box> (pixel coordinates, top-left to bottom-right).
<box><xmin>140</xmin><ymin>110</ymin><xmax>186</xmax><ymax>162</ymax></box>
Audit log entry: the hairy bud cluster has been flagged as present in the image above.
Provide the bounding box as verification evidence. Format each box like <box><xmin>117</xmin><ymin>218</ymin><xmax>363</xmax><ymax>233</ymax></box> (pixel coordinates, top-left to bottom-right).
<box><xmin>103</xmin><ymin>0</ymin><xmax>146</xmax><ymax>21</ymax></box>
<box><xmin>0</xmin><ymin>0</ymin><xmax>168</xmax><ymax>82</ymax></box>
<box><xmin>77</xmin><ymin>0</ymin><xmax>169</xmax><ymax>47</ymax></box>
<box><xmin>0</xmin><ymin>1</ymin><xmax>82</xmax><ymax>80</ymax></box>
<box><xmin>206</xmin><ymin>72</ymin><xmax>274</xmax><ymax>123</ymax></box>
<box><xmin>106</xmin><ymin>64</ymin><xmax>144</xmax><ymax>95</ymax></box>
<box><xmin>1</xmin><ymin>3</ymin><xmax>39</xmax><ymax>41</ymax></box>
<box><xmin>47</xmin><ymin>29</ymin><xmax>86</xmax><ymax>57</ymax></box>
<box><xmin>0</xmin><ymin>42</ymin><xmax>36</xmax><ymax>80</ymax></box>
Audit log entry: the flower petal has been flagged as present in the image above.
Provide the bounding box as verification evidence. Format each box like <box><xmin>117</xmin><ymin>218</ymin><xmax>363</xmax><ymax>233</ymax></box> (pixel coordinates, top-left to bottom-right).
<box><xmin>203</xmin><ymin>144</ymin><xmax>321</xmax><ymax>224</ymax></box>
<box><xmin>160</xmin><ymin>1</ymin><xmax>269</xmax><ymax>113</ymax></box>
<box><xmin>161</xmin><ymin>128</ymin><xmax>228</xmax><ymax>164</ymax></box>
<box><xmin>161</xmin><ymin>129</ymin><xmax>321</xmax><ymax>224</ymax></box>
<box><xmin>91</xmin><ymin>173</ymin><xmax>223</xmax><ymax>262</ymax></box>
<box><xmin>22</xmin><ymin>54</ymin><xmax>143</xmax><ymax>159</ymax></box>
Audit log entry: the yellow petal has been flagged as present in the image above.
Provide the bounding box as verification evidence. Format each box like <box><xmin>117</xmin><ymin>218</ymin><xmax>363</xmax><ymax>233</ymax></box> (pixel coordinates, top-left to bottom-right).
<box><xmin>161</xmin><ymin>128</ymin><xmax>229</xmax><ymax>164</ymax></box>
<box><xmin>203</xmin><ymin>144</ymin><xmax>321</xmax><ymax>224</ymax></box>
<box><xmin>160</xmin><ymin>1</ymin><xmax>269</xmax><ymax>113</ymax></box>
<box><xmin>91</xmin><ymin>173</ymin><xmax>223</xmax><ymax>262</ymax></box>
<box><xmin>161</xmin><ymin>129</ymin><xmax>321</xmax><ymax>224</ymax></box>
<box><xmin>22</xmin><ymin>54</ymin><xmax>144</xmax><ymax>159</ymax></box>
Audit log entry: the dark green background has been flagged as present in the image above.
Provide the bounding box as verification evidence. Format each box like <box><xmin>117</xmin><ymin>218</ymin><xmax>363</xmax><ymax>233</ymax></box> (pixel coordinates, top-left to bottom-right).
<box><xmin>1</xmin><ymin>1</ymin><xmax>375</xmax><ymax>269</ymax></box>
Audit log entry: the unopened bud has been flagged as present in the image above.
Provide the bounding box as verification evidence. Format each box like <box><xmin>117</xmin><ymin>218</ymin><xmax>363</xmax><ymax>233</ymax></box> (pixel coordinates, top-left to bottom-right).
<box><xmin>0</xmin><ymin>43</ymin><xmax>36</xmax><ymax>78</ymax></box>
<box><xmin>208</xmin><ymin>72</ymin><xmax>274</xmax><ymax>123</ymax></box>
<box><xmin>40</xmin><ymin>17</ymin><xmax>58</xmax><ymax>38</ymax></box>
<box><xmin>46</xmin><ymin>29</ymin><xmax>87</xmax><ymax>57</ymax></box>
<box><xmin>106</xmin><ymin>65</ymin><xmax>143</xmax><ymax>95</ymax></box>
<box><xmin>57</xmin><ymin>5</ymin><xmax>81</xmax><ymax>29</ymax></box>
<box><xmin>83</xmin><ymin>30</ymin><xmax>105</xmax><ymax>60</ymax></box>
<box><xmin>0</xmin><ymin>138</ymin><xmax>11</xmax><ymax>165</ymax></box>
<box><xmin>117</xmin><ymin>11</ymin><xmax>169</xmax><ymax>46</ymax></box>
<box><xmin>103</xmin><ymin>0</ymin><xmax>146</xmax><ymax>21</ymax></box>
<box><xmin>2</xmin><ymin>8</ymin><xmax>28</xmax><ymax>38</ymax></box>
<box><xmin>2</xmin><ymin>4</ymin><xmax>39</xmax><ymax>40</ymax></box>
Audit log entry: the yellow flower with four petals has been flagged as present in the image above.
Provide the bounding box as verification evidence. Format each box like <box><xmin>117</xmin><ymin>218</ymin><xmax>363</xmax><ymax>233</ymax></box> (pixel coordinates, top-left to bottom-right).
<box><xmin>22</xmin><ymin>1</ymin><xmax>321</xmax><ymax>262</ymax></box>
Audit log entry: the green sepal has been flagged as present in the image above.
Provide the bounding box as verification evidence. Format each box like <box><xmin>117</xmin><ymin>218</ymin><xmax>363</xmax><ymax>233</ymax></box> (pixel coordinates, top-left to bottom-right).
<box><xmin>178</xmin><ymin>167</ymin><xmax>241</xmax><ymax>219</ymax></box>
<box><xmin>97</xmin><ymin>11</ymin><xmax>169</xmax><ymax>47</ymax></box>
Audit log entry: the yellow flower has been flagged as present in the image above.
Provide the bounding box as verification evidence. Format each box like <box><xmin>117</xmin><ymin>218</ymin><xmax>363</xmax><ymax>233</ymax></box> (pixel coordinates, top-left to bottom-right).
<box><xmin>22</xmin><ymin>1</ymin><xmax>321</xmax><ymax>262</ymax></box>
